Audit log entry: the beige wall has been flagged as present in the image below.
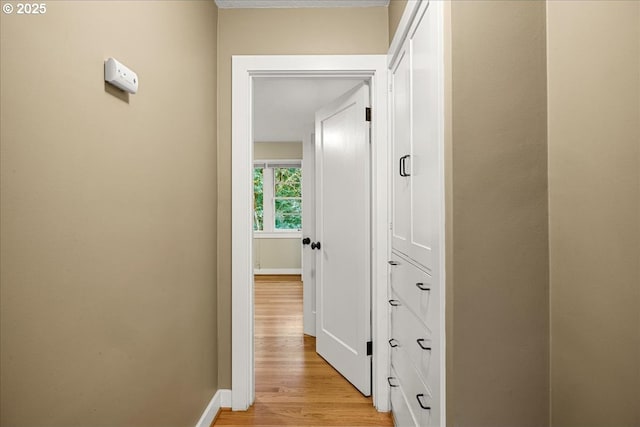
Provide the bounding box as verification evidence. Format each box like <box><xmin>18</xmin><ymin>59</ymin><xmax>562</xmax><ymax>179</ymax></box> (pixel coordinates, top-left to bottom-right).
<box><xmin>254</xmin><ymin>239</ymin><xmax>302</xmax><ymax>271</ymax></box>
<box><xmin>217</xmin><ymin>6</ymin><xmax>388</xmax><ymax>389</ymax></box>
<box><xmin>547</xmin><ymin>2</ymin><xmax>640</xmax><ymax>426</ymax></box>
<box><xmin>0</xmin><ymin>2</ymin><xmax>218</xmax><ymax>426</ymax></box>
<box><xmin>448</xmin><ymin>2</ymin><xmax>549</xmax><ymax>425</ymax></box>
<box><xmin>254</xmin><ymin>141</ymin><xmax>303</xmax><ymax>159</ymax></box>
<box><xmin>388</xmin><ymin>0</ymin><xmax>408</xmax><ymax>44</ymax></box>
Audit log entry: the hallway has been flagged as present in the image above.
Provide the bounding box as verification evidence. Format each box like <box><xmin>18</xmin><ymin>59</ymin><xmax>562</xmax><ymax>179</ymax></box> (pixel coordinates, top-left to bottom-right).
<box><xmin>213</xmin><ymin>277</ymin><xmax>392</xmax><ymax>427</ymax></box>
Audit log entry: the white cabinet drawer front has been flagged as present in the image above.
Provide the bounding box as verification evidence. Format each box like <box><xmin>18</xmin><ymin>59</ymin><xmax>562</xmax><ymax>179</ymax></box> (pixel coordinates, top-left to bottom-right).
<box><xmin>390</xmin><ymin>366</ymin><xmax>418</xmax><ymax>427</ymax></box>
<box><xmin>390</xmin><ymin>290</ymin><xmax>435</xmax><ymax>387</ymax></box>
<box><xmin>389</xmin><ymin>252</ymin><xmax>437</xmax><ymax>329</ymax></box>
<box><xmin>391</xmin><ymin>345</ymin><xmax>438</xmax><ymax>427</ymax></box>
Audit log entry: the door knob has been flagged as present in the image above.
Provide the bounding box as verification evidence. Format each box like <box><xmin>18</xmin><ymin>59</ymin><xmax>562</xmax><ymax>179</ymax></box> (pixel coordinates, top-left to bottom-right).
<box><xmin>302</xmin><ymin>237</ymin><xmax>311</xmax><ymax>246</ymax></box>
<box><xmin>311</xmin><ymin>241</ymin><xmax>321</xmax><ymax>250</ymax></box>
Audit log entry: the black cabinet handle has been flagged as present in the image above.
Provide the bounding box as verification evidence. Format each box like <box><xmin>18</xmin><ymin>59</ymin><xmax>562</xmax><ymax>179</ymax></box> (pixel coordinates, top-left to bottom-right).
<box><xmin>387</xmin><ymin>376</ymin><xmax>399</xmax><ymax>388</ymax></box>
<box><xmin>416</xmin><ymin>394</ymin><xmax>431</xmax><ymax>411</ymax></box>
<box><xmin>417</xmin><ymin>339</ymin><xmax>431</xmax><ymax>351</ymax></box>
<box><xmin>311</xmin><ymin>241</ymin><xmax>321</xmax><ymax>250</ymax></box>
<box><xmin>388</xmin><ymin>260</ymin><xmax>398</xmax><ymax>266</ymax></box>
<box><xmin>400</xmin><ymin>154</ymin><xmax>411</xmax><ymax>177</ymax></box>
<box><xmin>388</xmin><ymin>299</ymin><xmax>401</xmax><ymax>307</ymax></box>
<box><xmin>416</xmin><ymin>282</ymin><xmax>430</xmax><ymax>291</ymax></box>
<box><xmin>302</xmin><ymin>237</ymin><xmax>311</xmax><ymax>245</ymax></box>
<box><xmin>388</xmin><ymin>338</ymin><xmax>399</xmax><ymax>348</ymax></box>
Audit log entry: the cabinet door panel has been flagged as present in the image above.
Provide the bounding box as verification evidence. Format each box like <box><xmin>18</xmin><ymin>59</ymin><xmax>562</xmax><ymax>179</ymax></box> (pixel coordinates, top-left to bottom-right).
<box><xmin>391</xmin><ymin>44</ymin><xmax>412</xmax><ymax>257</ymax></box>
<box><xmin>409</xmin><ymin>2</ymin><xmax>440</xmax><ymax>271</ymax></box>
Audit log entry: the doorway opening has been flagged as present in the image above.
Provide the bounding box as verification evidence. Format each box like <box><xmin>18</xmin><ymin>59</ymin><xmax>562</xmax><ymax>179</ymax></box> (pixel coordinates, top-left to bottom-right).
<box><xmin>231</xmin><ymin>55</ymin><xmax>389</xmax><ymax>412</ymax></box>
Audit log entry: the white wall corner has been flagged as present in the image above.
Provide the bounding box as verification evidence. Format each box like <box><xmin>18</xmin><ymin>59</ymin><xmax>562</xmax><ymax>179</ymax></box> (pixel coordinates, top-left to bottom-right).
<box><xmin>194</xmin><ymin>389</ymin><xmax>232</xmax><ymax>427</ymax></box>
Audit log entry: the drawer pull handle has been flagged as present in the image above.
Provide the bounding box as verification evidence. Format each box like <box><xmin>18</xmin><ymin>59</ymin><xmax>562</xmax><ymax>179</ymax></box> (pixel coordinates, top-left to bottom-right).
<box><xmin>400</xmin><ymin>154</ymin><xmax>411</xmax><ymax>177</ymax></box>
<box><xmin>417</xmin><ymin>339</ymin><xmax>432</xmax><ymax>351</ymax></box>
<box><xmin>388</xmin><ymin>338</ymin><xmax>399</xmax><ymax>348</ymax></box>
<box><xmin>387</xmin><ymin>376</ymin><xmax>399</xmax><ymax>388</ymax></box>
<box><xmin>388</xmin><ymin>299</ymin><xmax>401</xmax><ymax>307</ymax></box>
<box><xmin>388</xmin><ymin>260</ymin><xmax>398</xmax><ymax>266</ymax></box>
<box><xmin>416</xmin><ymin>394</ymin><xmax>431</xmax><ymax>411</ymax></box>
<box><xmin>416</xmin><ymin>282</ymin><xmax>430</xmax><ymax>291</ymax></box>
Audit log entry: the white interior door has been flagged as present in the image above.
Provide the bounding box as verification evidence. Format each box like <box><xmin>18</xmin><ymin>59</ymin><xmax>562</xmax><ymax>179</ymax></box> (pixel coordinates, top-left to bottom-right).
<box><xmin>314</xmin><ymin>83</ymin><xmax>371</xmax><ymax>396</ymax></box>
<box><xmin>302</xmin><ymin>131</ymin><xmax>316</xmax><ymax>337</ymax></box>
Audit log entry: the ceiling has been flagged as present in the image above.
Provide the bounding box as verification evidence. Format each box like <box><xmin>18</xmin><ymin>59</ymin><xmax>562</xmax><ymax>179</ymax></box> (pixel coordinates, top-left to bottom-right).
<box><xmin>215</xmin><ymin>0</ymin><xmax>388</xmax><ymax>8</ymax></box>
<box><xmin>253</xmin><ymin>78</ymin><xmax>365</xmax><ymax>142</ymax></box>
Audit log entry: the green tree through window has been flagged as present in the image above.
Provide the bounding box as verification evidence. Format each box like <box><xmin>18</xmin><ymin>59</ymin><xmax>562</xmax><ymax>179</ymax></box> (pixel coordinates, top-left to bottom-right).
<box><xmin>253</xmin><ymin>167</ymin><xmax>264</xmax><ymax>231</ymax></box>
<box><xmin>253</xmin><ymin>163</ymin><xmax>302</xmax><ymax>232</ymax></box>
<box><xmin>274</xmin><ymin>167</ymin><xmax>302</xmax><ymax>230</ymax></box>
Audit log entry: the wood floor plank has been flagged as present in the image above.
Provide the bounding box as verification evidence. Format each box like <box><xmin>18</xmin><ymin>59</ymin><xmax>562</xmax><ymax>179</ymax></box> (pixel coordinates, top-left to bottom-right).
<box><xmin>212</xmin><ymin>278</ymin><xmax>392</xmax><ymax>427</ymax></box>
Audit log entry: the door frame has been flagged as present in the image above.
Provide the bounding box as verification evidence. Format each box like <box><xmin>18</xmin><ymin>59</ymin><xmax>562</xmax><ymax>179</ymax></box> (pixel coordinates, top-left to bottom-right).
<box><xmin>301</xmin><ymin>130</ymin><xmax>316</xmax><ymax>337</ymax></box>
<box><xmin>231</xmin><ymin>55</ymin><xmax>389</xmax><ymax>411</ymax></box>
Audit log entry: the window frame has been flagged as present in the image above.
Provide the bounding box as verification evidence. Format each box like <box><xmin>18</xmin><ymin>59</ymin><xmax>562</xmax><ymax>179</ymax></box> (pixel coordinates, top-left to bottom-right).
<box><xmin>253</xmin><ymin>159</ymin><xmax>302</xmax><ymax>238</ymax></box>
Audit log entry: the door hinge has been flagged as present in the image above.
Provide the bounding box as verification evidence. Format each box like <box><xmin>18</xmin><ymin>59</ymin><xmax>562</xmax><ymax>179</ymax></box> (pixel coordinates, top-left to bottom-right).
<box><xmin>366</xmin><ymin>341</ymin><xmax>373</xmax><ymax>356</ymax></box>
<box><xmin>365</xmin><ymin>107</ymin><xmax>371</xmax><ymax>122</ymax></box>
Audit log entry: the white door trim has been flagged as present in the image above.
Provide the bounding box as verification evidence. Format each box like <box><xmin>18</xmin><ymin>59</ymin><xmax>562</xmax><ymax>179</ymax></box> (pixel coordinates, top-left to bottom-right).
<box><xmin>302</xmin><ymin>130</ymin><xmax>316</xmax><ymax>337</ymax></box>
<box><xmin>231</xmin><ymin>55</ymin><xmax>389</xmax><ymax>411</ymax></box>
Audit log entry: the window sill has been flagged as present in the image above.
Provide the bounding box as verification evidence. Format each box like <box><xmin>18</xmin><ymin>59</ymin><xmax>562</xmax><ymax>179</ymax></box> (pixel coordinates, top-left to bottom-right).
<box><xmin>253</xmin><ymin>232</ymin><xmax>302</xmax><ymax>239</ymax></box>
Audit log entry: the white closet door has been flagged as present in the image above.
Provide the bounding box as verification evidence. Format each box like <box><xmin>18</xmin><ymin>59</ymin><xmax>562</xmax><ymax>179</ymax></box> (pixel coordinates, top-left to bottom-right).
<box><xmin>408</xmin><ymin>2</ymin><xmax>440</xmax><ymax>272</ymax></box>
<box><xmin>391</xmin><ymin>45</ymin><xmax>412</xmax><ymax>258</ymax></box>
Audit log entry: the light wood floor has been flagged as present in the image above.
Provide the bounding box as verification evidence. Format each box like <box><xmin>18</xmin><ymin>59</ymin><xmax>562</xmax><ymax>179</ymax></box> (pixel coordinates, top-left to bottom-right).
<box><xmin>213</xmin><ymin>276</ymin><xmax>393</xmax><ymax>427</ymax></box>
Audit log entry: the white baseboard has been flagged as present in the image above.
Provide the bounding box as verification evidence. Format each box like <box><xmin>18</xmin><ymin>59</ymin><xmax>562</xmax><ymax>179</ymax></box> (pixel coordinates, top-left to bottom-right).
<box><xmin>254</xmin><ymin>268</ymin><xmax>301</xmax><ymax>275</ymax></box>
<box><xmin>219</xmin><ymin>389</ymin><xmax>231</xmax><ymax>408</ymax></box>
<box><xmin>195</xmin><ymin>389</ymin><xmax>231</xmax><ymax>427</ymax></box>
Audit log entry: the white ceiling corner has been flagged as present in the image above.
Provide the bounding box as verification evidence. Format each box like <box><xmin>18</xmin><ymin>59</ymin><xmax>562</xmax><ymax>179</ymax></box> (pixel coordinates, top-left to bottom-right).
<box><xmin>215</xmin><ymin>0</ymin><xmax>389</xmax><ymax>9</ymax></box>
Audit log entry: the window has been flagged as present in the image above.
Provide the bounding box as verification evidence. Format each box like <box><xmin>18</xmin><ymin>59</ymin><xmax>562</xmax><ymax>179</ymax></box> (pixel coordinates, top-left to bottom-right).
<box><xmin>253</xmin><ymin>167</ymin><xmax>264</xmax><ymax>231</ymax></box>
<box><xmin>253</xmin><ymin>161</ymin><xmax>302</xmax><ymax>233</ymax></box>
